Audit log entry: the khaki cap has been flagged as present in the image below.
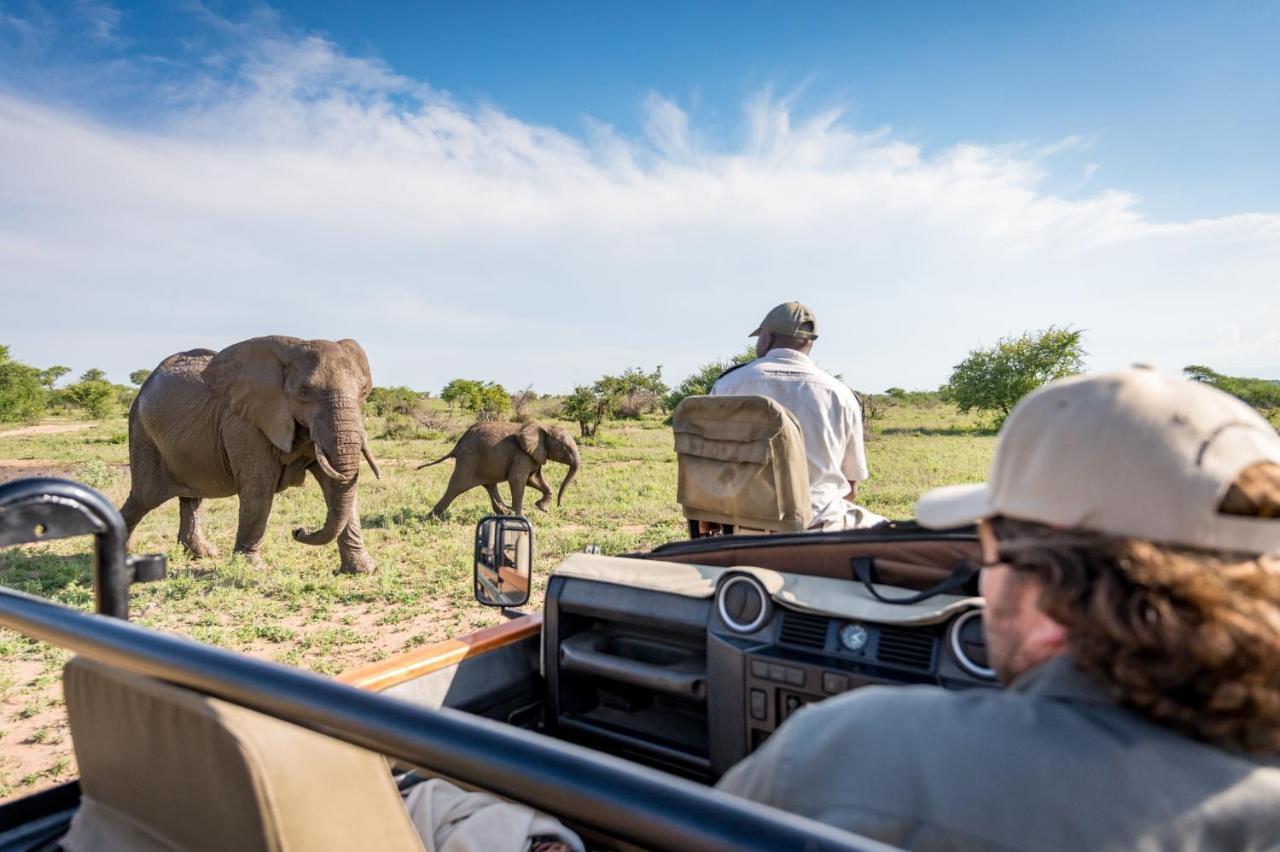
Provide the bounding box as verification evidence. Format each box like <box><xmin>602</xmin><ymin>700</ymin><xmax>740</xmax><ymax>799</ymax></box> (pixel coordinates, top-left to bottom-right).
<box><xmin>750</xmin><ymin>302</ymin><xmax>818</xmax><ymax>340</ymax></box>
<box><xmin>917</xmin><ymin>368</ymin><xmax>1280</xmax><ymax>555</ymax></box>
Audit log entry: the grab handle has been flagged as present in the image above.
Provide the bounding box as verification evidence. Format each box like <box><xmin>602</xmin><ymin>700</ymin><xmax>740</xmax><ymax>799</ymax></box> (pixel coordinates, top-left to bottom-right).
<box><xmin>559</xmin><ymin>631</ymin><xmax>707</xmax><ymax>703</ymax></box>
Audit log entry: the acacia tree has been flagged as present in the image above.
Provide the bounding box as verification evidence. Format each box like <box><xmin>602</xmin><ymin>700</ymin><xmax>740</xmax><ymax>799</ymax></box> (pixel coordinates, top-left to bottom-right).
<box><xmin>944</xmin><ymin>327</ymin><xmax>1086</xmax><ymax>428</ymax></box>
<box><xmin>129</xmin><ymin>369</ymin><xmax>152</xmax><ymax>387</ymax></box>
<box><xmin>39</xmin><ymin>365</ymin><xmax>70</xmax><ymax>392</ymax></box>
<box><xmin>1184</xmin><ymin>365</ymin><xmax>1280</xmax><ymax>424</ymax></box>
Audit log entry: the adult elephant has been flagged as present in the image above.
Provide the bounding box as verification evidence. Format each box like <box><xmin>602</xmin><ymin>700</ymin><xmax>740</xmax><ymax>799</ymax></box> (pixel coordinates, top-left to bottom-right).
<box><xmin>121</xmin><ymin>336</ymin><xmax>383</xmax><ymax>574</ymax></box>
<box><xmin>419</xmin><ymin>422</ymin><xmax>579</xmax><ymax>519</ymax></box>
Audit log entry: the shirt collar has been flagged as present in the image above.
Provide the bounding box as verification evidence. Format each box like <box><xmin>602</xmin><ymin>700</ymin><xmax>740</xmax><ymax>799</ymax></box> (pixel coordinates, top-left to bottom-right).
<box><xmin>760</xmin><ymin>347</ymin><xmax>814</xmax><ymax>366</ymax></box>
<box><xmin>1008</xmin><ymin>654</ymin><xmax>1116</xmax><ymax>706</ymax></box>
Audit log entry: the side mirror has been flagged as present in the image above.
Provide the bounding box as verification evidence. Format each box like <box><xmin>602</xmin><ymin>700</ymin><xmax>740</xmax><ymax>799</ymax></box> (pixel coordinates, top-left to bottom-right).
<box><xmin>473</xmin><ymin>515</ymin><xmax>533</xmax><ymax>608</ymax></box>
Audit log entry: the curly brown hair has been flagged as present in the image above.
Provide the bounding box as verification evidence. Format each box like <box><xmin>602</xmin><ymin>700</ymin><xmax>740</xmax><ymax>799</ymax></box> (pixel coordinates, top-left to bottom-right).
<box><xmin>992</xmin><ymin>464</ymin><xmax>1280</xmax><ymax>754</ymax></box>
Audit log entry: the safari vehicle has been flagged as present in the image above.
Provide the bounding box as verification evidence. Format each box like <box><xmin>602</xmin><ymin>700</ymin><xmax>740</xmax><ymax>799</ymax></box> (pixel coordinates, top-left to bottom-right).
<box><xmin>0</xmin><ymin>398</ymin><xmax>995</xmax><ymax>851</ymax></box>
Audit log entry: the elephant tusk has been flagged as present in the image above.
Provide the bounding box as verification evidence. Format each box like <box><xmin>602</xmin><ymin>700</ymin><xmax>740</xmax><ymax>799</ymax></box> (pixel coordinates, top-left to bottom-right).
<box><xmin>362</xmin><ymin>441</ymin><xmax>383</xmax><ymax>480</ymax></box>
<box><xmin>314</xmin><ymin>448</ymin><xmax>350</xmax><ymax>483</ymax></box>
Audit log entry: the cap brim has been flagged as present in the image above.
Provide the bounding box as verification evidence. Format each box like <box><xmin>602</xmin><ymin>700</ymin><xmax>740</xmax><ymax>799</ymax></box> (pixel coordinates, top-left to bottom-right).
<box><xmin>749</xmin><ymin>325</ymin><xmax>763</xmax><ymax>337</ymax></box>
<box><xmin>915</xmin><ymin>483</ymin><xmax>993</xmax><ymax>529</ymax></box>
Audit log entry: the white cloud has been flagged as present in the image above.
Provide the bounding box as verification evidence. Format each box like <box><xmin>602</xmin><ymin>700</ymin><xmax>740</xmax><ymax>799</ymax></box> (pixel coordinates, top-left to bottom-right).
<box><xmin>0</xmin><ymin>17</ymin><xmax>1277</xmax><ymax>393</ymax></box>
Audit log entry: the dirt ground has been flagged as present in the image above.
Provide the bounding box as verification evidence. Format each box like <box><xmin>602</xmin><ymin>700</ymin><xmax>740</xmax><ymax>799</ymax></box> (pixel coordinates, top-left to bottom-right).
<box><xmin>0</xmin><ymin>424</ymin><xmax>95</xmax><ymax>439</ymax></box>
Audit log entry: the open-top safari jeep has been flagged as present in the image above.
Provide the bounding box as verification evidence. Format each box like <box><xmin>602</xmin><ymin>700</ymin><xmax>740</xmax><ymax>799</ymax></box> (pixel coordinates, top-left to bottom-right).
<box><xmin>0</xmin><ymin>399</ymin><xmax>995</xmax><ymax>851</ymax></box>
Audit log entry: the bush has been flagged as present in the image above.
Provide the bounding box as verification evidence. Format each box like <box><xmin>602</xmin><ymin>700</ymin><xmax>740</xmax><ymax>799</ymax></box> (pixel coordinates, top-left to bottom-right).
<box><xmin>0</xmin><ymin>345</ymin><xmax>46</xmax><ymax>422</ymax></box>
<box><xmin>600</xmin><ymin>367</ymin><xmax>668</xmax><ymax>419</ymax></box>
<box><xmin>944</xmin><ymin>327</ymin><xmax>1086</xmax><ymax>428</ymax></box>
<box><xmin>511</xmin><ymin>386</ymin><xmax>539</xmax><ymax>423</ymax></box>
<box><xmin>666</xmin><ymin>346</ymin><xmax>756</xmax><ymax>411</ymax></box>
<box><xmin>560</xmin><ymin>385</ymin><xmax>610</xmax><ymax>438</ymax></box>
<box><xmin>64</xmin><ymin>380</ymin><xmax>116</xmax><ymax>419</ymax></box>
<box><xmin>366</xmin><ymin>386</ymin><xmax>425</xmax><ymax>418</ymax></box>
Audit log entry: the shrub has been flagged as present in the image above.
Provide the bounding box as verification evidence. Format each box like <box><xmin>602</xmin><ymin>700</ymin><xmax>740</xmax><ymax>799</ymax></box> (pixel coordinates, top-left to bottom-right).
<box><xmin>511</xmin><ymin>385</ymin><xmax>539</xmax><ymax>423</ymax></box>
<box><xmin>665</xmin><ymin>346</ymin><xmax>756</xmax><ymax>411</ymax></box>
<box><xmin>64</xmin><ymin>380</ymin><xmax>116</xmax><ymax>419</ymax></box>
<box><xmin>944</xmin><ymin>327</ymin><xmax>1086</xmax><ymax>428</ymax></box>
<box><xmin>560</xmin><ymin>385</ymin><xmax>609</xmax><ymax>438</ymax></box>
<box><xmin>366</xmin><ymin>386</ymin><xmax>425</xmax><ymax>418</ymax></box>
<box><xmin>0</xmin><ymin>346</ymin><xmax>46</xmax><ymax>423</ymax></box>
<box><xmin>129</xmin><ymin>369</ymin><xmax>151</xmax><ymax>387</ymax></box>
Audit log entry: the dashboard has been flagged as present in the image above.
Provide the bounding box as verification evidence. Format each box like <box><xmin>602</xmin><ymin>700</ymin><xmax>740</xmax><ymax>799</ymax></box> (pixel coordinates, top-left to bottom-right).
<box><xmin>542</xmin><ymin>555</ymin><xmax>996</xmax><ymax>781</ymax></box>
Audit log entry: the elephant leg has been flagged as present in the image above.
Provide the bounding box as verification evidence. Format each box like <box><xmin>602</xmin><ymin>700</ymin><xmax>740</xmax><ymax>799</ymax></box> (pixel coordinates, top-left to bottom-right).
<box><xmin>529</xmin><ymin>469</ymin><xmax>553</xmax><ymax>512</ymax></box>
<box><xmin>430</xmin><ymin>463</ymin><xmax>475</xmax><ymax>520</ymax></box>
<box><xmin>310</xmin><ymin>469</ymin><xmax>377</xmax><ymax>574</ymax></box>
<box><xmin>507</xmin><ymin>472</ymin><xmax>528</xmax><ymax>517</ymax></box>
<box><xmin>121</xmin><ymin>492</ymin><xmax>168</xmax><ymax>543</ymax></box>
<box><xmin>178</xmin><ymin>497</ymin><xmax>218</xmax><ymax>558</ymax></box>
<box><xmin>233</xmin><ymin>486</ymin><xmax>275</xmax><ymax>568</ymax></box>
<box><xmin>484</xmin><ymin>484</ymin><xmax>512</xmax><ymax>515</ymax></box>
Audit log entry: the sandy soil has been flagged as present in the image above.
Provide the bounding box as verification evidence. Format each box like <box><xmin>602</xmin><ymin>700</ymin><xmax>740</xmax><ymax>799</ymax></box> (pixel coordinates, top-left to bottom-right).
<box><xmin>0</xmin><ymin>424</ymin><xmax>95</xmax><ymax>438</ymax></box>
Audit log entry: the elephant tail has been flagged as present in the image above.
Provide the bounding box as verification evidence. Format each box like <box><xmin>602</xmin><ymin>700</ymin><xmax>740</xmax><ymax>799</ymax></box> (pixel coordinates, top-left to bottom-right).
<box><xmin>416</xmin><ymin>451</ymin><xmax>455</xmax><ymax>470</ymax></box>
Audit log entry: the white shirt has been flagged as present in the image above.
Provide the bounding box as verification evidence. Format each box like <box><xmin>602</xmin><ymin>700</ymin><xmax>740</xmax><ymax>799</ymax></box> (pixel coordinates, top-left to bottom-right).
<box><xmin>711</xmin><ymin>348</ymin><xmax>869</xmax><ymax>528</ymax></box>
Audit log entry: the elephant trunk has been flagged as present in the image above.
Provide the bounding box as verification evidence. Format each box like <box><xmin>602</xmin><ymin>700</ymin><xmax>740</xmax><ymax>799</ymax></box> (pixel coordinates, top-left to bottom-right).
<box><xmin>557</xmin><ymin>451</ymin><xmax>579</xmax><ymax>507</ymax></box>
<box><xmin>294</xmin><ymin>402</ymin><xmax>364</xmax><ymax>546</ymax></box>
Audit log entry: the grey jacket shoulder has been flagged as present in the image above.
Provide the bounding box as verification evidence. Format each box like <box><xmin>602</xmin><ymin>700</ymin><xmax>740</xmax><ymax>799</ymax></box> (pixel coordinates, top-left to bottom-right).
<box><xmin>718</xmin><ymin>680</ymin><xmax>1280</xmax><ymax>852</ymax></box>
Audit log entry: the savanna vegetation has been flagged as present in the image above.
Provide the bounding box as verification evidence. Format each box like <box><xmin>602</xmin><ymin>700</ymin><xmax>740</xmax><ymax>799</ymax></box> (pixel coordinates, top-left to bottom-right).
<box><xmin>1</xmin><ymin>334</ymin><xmax>1277</xmax><ymax>799</ymax></box>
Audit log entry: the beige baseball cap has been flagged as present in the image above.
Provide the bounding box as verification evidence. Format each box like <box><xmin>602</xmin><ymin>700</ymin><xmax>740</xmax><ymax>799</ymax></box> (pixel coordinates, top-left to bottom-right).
<box><xmin>916</xmin><ymin>368</ymin><xmax>1280</xmax><ymax>554</ymax></box>
<box><xmin>750</xmin><ymin>302</ymin><xmax>818</xmax><ymax>340</ymax></box>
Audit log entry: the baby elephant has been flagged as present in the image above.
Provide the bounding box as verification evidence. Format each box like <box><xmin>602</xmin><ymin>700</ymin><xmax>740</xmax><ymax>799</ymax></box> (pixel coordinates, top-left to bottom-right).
<box><xmin>419</xmin><ymin>422</ymin><xmax>580</xmax><ymax>519</ymax></box>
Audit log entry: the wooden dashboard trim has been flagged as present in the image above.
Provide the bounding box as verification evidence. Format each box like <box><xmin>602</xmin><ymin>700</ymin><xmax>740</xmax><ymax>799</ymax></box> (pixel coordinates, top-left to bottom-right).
<box><xmin>336</xmin><ymin>612</ymin><xmax>543</xmax><ymax>692</ymax></box>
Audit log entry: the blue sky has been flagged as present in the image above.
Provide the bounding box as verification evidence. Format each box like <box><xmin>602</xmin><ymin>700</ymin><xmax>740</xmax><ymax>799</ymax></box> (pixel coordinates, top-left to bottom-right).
<box><xmin>1</xmin><ymin>1</ymin><xmax>1277</xmax><ymax>392</ymax></box>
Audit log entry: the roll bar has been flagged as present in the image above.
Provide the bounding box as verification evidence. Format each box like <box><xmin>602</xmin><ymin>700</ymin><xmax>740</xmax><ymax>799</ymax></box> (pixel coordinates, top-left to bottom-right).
<box><xmin>0</xmin><ymin>478</ymin><xmax>891</xmax><ymax>852</ymax></box>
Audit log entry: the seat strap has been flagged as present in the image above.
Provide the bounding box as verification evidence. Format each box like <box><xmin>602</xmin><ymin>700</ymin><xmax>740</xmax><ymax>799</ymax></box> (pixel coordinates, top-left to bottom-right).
<box><xmin>851</xmin><ymin>556</ymin><xmax>978</xmax><ymax>604</ymax></box>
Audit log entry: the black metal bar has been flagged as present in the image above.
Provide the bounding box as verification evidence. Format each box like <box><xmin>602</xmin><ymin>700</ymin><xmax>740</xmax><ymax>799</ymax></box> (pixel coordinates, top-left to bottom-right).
<box><xmin>0</xmin><ymin>477</ymin><xmax>131</xmax><ymax>619</ymax></box>
<box><xmin>0</xmin><ymin>587</ymin><xmax>889</xmax><ymax>852</ymax></box>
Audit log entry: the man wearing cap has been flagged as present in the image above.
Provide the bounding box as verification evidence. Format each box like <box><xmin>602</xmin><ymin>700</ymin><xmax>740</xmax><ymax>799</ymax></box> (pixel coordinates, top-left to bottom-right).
<box><xmin>712</xmin><ymin>302</ymin><xmax>886</xmax><ymax>530</ymax></box>
<box><xmin>718</xmin><ymin>368</ymin><xmax>1280</xmax><ymax>849</ymax></box>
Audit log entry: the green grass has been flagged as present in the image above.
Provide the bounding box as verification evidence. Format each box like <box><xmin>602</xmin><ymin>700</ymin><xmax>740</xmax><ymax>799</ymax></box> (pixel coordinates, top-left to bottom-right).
<box><xmin>0</xmin><ymin>398</ymin><xmax>993</xmax><ymax>797</ymax></box>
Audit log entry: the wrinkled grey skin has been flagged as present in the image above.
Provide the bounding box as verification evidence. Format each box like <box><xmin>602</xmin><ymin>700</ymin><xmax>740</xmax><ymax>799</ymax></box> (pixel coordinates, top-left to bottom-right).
<box><xmin>419</xmin><ymin>421</ymin><xmax>580</xmax><ymax>519</ymax></box>
<box><xmin>120</xmin><ymin>336</ymin><xmax>383</xmax><ymax>574</ymax></box>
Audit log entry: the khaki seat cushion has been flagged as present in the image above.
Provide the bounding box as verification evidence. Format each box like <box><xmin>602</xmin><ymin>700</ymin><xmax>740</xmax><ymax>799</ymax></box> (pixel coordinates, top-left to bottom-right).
<box><xmin>673</xmin><ymin>395</ymin><xmax>811</xmax><ymax>532</ymax></box>
<box><xmin>61</xmin><ymin>656</ymin><xmax>425</xmax><ymax>852</ymax></box>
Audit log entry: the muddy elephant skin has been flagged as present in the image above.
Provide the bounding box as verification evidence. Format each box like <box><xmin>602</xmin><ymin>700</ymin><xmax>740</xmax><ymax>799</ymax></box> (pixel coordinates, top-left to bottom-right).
<box><xmin>419</xmin><ymin>422</ymin><xmax>580</xmax><ymax>519</ymax></box>
<box><xmin>120</xmin><ymin>336</ymin><xmax>382</xmax><ymax>574</ymax></box>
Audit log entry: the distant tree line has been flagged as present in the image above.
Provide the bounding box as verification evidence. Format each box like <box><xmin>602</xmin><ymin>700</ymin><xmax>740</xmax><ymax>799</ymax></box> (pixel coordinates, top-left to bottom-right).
<box><xmin>0</xmin><ymin>345</ymin><xmax>149</xmax><ymax>422</ymax></box>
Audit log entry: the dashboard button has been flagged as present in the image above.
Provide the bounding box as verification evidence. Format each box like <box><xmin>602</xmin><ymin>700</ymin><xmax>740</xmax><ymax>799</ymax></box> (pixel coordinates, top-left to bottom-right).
<box><xmin>822</xmin><ymin>672</ymin><xmax>850</xmax><ymax>694</ymax></box>
<box><xmin>750</xmin><ymin>659</ymin><xmax>768</xmax><ymax>678</ymax></box>
<box><xmin>767</xmin><ymin>664</ymin><xmax>787</xmax><ymax>682</ymax></box>
<box><xmin>750</xmin><ymin>689</ymin><xmax>767</xmax><ymax>720</ymax></box>
<box><xmin>785</xmin><ymin>667</ymin><xmax>804</xmax><ymax>686</ymax></box>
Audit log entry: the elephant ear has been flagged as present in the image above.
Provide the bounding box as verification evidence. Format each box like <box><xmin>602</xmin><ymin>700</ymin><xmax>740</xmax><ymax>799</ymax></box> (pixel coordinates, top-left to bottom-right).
<box><xmin>202</xmin><ymin>338</ymin><xmax>296</xmax><ymax>453</ymax></box>
<box><xmin>518</xmin><ymin>424</ymin><xmax>548</xmax><ymax>464</ymax></box>
<box><xmin>336</xmin><ymin>339</ymin><xmax>373</xmax><ymax>397</ymax></box>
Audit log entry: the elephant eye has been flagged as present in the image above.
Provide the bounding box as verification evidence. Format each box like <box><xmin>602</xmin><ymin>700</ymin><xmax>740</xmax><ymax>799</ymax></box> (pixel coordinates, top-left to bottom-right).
<box><xmin>298</xmin><ymin>386</ymin><xmax>310</xmax><ymax>400</ymax></box>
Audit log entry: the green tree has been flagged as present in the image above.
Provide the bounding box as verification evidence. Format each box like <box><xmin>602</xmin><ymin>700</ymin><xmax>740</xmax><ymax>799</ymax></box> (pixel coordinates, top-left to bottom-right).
<box><xmin>944</xmin><ymin>327</ymin><xmax>1086</xmax><ymax>428</ymax></box>
<box><xmin>600</xmin><ymin>366</ymin><xmax>668</xmax><ymax>418</ymax></box>
<box><xmin>560</xmin><ymin>384</ymin><xmax>611</xmax><ymax>438</ymax></box>
<box><xmin>129</xmin><ymin>369</ymin><xmax>152</xmax><ymax>387</ymax></box>
<box><xmin>0</xmin><ymin>345</ymin><xmax>47</xmax><ymax>422</ymax></box>
<box><xmin>441</xmin><ymin>379</ymin><xmax>483</xmax><ymax>414</ymax></box>
<box><xmin>665</xmin><ymin>346</ymin><xmax>756</xmax><ymax>411</ymax></box>
<box><xmin>65</xmin><ymin>379</ymin><xmax>116</xmax><ymax>419</ymax></box>
<box><xmin>79</xmin><ymin>368</ymin><xmax>108</xmax><ymax>383</ymax></box>
<box><xmin>39</xmin><ymin>365</ymin><xmax>70</xmax><ymax>391</ymax></box>
<box><xmin>366</xmin><ymin>385</ymin><xmax>424</xmax><ymax>418</ymax></box>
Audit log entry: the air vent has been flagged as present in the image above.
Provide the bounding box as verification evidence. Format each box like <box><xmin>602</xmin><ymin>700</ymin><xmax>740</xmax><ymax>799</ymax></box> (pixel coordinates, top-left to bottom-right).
<box><xmin>949</xmin><ymin>609</ymin><xmax>996</xmax><ymax>680</ymax></box>
<box><xmin>778</xmin><ymin>611</ymin><xmax>829</xmax><ymax>650</ymax></box>
<box><xmin>876</xmin><ymin>626</ymin><xmax>936</xmax><ymax>671</ymax></box>
<box><xmin>717</xmin><ymin>574</ymin><xmax>771</xmax><ymax>633</ymax></box>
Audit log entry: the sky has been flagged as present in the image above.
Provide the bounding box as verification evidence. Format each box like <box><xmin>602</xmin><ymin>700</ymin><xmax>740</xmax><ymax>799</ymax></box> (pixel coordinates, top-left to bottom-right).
<box><xmin>0</xmin><ymin>0</ymin><xmax>1277</xmax><ymax>394</ymax></box>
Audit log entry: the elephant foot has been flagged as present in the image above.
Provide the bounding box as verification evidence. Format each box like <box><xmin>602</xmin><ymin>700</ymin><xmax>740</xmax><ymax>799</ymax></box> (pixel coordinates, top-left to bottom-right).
<box><xmin>534</xmin><ymin>498</ymin><xmax>552</xmax><ymax>512</ymax></box>
<box><xmin>234</xmin><ymin>549</ymin><xmax>268</xmax><ymax>570</ymax></box>
<box><xmin>338</xmin><ymin>551</ymin><xmax>378</xmax><ymax>575</ymax></box>
<box><xmin>183</xmin><ymin>537</ymin><xmax>219</xmax><ymax>559</ymax></box>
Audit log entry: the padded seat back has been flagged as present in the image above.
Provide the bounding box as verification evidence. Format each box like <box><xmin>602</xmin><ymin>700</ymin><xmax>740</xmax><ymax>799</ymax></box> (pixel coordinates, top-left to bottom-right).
<box><xmin>61</xmin><ymin>656</ymin><xmax>425</xmax><ymax>852</ymax></box>
<box><xmin>673</xmin><ymin>395</ymin><xmax>812</xmax><ymax>533</ymax></box>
